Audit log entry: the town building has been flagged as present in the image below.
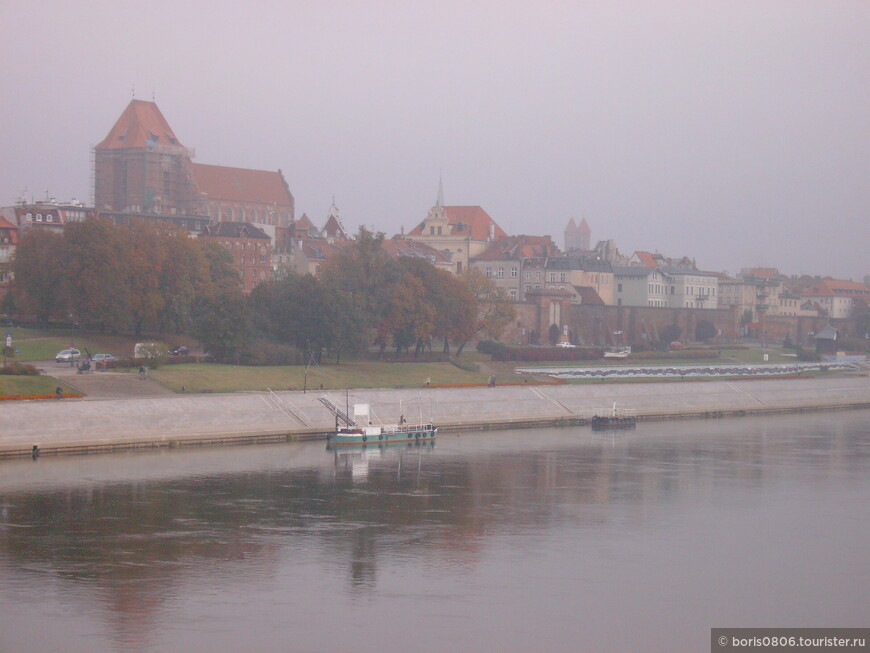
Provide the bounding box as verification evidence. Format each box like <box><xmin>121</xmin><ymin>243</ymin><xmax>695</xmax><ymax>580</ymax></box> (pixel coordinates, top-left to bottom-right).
<box><xmin>1</xmin><ymin>200</ymin><xmax>94</xmax><ymax>233</ymax></box>
<box><xmin>613</xmin><ymin>266</ymin><xmax>673</xmax><ymax>307</ymax></box>
<box><xmin>543</xmin><ymin>256</ymin><xmax>614</xmax><ymax>305</ymax></box>
<box><xmin>199</xmin><ymin>222</ymin><xmax>272</xmax><ymax>293</ymax></box>
<box><xmin>404</xmin><ymin>187</ymin><xmax>507</xmax><ymax>275</ymax></box>
<box><xmin>802</xmin><ymin>279</ymin><xmax>870</xmax><ymax>319</ymax></box>
<box><xmin>0</xmin><ymin>216</ymin><xmax>18</xmax><ymax>297</ymax></box>
<box><xmin>469</xmin><ymin>235</ymin><xmax>559</xmax><ymax>301</ymax></box>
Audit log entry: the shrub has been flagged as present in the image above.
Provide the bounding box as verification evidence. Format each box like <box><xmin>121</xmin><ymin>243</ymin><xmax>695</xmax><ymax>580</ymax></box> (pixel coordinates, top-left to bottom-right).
<box><xmin>796</xmin><ymin>348</ymin><xmax>820</xmax><ymax>361</ymax></box>
<box><xmin>490</xmin><ymin>346</ymin><xmax>604</xmax><ymax>362</ymax></box>
<box><xmin>0</xmin><ymin>361</ymin><xmax>40</xmax><ymax>376</ymax></box>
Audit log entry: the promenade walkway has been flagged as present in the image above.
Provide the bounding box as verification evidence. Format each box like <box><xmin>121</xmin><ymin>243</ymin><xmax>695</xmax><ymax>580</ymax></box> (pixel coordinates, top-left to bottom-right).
<box><xmin>2</xmin><ymin>372</ymin><xmax>869</xmax><ymax>458</ymax></box>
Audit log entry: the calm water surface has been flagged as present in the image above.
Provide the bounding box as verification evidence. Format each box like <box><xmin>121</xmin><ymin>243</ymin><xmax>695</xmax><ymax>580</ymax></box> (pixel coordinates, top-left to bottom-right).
<box><xmin>1</xmin><ymin>411</ymin><xmax>868</xmax><ymax>652</ymax></box>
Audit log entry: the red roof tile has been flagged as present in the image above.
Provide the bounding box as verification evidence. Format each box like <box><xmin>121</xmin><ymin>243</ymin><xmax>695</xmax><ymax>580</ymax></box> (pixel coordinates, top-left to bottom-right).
<box><xmin>407</xmin><ymin>206</ymin><xmax>506</xmax><ymax>241</ymax></box>
<box><xmin>191</xmin><ymin>163</ymin><xmax>293</xmax><ymax>206</ymax></box>
<box><xmin>474</xmin><ymin>235</ymin><xmax>558</xmax><ymax>260</ymax></box>
<box><xmin>803</xmin><ymin>279</ymin><xmax>870</xmax><ymax>296</ymax></box>
<box><xmin>95</xmin><ymin>100</ymin><xmax>184</xmax><ymax>150</ymax></box>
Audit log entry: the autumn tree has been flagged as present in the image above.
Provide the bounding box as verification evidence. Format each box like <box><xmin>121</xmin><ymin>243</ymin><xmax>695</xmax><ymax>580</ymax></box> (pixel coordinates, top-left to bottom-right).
<box><xmin>455</xmin><ymin>268</ymin><xmax>517</xmax><ymax>357</ymax></box>
<box><xmin>9</xmin><ymin>229</ymin><xmax>67</xmax><ymax>325</ymax></box>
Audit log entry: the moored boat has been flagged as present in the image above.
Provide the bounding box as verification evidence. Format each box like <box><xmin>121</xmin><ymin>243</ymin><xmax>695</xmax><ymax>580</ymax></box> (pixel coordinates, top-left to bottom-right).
<box><xmin>321</xmin><ymin>395</ymin><xmax>437</xmax><ymax>446</ymax></box>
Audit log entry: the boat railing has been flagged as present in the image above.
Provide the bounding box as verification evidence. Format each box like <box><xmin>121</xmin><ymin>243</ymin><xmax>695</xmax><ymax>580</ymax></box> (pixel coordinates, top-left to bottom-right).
<box><xmin>584</xmin><ymin>407</ymin><xmax>637</xmax><ymax>420</ymax></box>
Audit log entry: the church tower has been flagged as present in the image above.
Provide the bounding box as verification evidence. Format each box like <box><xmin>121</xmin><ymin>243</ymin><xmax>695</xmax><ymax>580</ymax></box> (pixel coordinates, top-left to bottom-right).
<box><xmin>564</xmin><ymin>217</ymin><xmax>591</xmax><ymax>251</ymax></box>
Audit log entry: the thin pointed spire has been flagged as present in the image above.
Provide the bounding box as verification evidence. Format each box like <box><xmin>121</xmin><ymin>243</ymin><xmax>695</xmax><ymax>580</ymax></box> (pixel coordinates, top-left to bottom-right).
<box><xmin>436</xmin><ymin>172</ymin><xmax>445</xmax><ymax>207</ymax></box>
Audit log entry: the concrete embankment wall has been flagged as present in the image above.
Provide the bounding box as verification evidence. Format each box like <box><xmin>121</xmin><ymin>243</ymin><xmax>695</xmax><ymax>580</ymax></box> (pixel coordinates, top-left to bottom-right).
<box><xmin>2</xmin><ymin>376</ymin><xmax>869</xmax><ymax>458</ymax></box>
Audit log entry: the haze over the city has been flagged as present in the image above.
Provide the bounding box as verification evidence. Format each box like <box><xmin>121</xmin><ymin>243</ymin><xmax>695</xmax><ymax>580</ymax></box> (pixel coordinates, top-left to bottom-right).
<box><xmin>1</xmin><ymin>1</ymin><xmax>867</xmax><ymax>280</ymax></box>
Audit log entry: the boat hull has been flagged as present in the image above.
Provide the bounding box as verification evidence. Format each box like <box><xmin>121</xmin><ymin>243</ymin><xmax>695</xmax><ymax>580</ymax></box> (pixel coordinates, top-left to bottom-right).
<box><xmin>327</xmin><ymin>426</ymin><xmax>438</xmax><ymax>446</ymax></box>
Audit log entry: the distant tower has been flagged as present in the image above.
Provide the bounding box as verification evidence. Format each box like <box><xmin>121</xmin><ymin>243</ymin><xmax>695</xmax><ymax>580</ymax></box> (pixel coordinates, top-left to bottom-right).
<box><xmin>322</xmin><ymin>198</ymin><xmax>347</xmax><ymax>241</ymax></box>
<box><xmin>564</xmin><ymin>218</ymin><xmax>591</xmax><ymax>251</ymax></box>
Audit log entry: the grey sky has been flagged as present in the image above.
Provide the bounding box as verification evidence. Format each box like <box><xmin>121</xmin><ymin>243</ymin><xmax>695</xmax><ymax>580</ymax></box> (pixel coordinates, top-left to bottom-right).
<box><xmin>1</xmin><ymin>1</ymin><xmax>867</xmax><ymax>279</ymax></box>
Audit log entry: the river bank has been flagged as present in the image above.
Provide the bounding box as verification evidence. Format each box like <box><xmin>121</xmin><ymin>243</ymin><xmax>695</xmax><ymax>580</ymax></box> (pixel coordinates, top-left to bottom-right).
<box><xmin>2</xmin><ymin>372</ymin><xmax>869</xmax><ymax>458</ymax></box>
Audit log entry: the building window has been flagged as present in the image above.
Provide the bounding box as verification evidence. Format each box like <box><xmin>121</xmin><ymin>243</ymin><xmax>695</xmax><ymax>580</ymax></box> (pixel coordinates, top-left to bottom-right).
<box><xmin>437</xmin><ymin>226</ymin><xmax>442</xmax><ymax>235</ymax></box>
<box><xmin>535</xmin><ymin>271</ymin><xmax>541</xmax><ymax>280</ymax></box>
<box><xmin>549</xmin><ymin>273</ymin><xmax>556</xmax><ymax>282</ymax></box>
<box><xmin>511</xmin><ymin>267</ymin><xmax>518</xmax><ymax>278</ymax></box>
<box><xmin>509</xmin><ymin>289</ymin><xmax>517</xmax><ymax>300</ymax></box>
<box><xmin>486</xmin><ymin>267</ymin><xmax>492</xmax><ymax>277</ymax></box>
<box><xmin>430</xmin><ymin>226</ymin><xmax>435</xmax><ymax>235</ymax></box>
<box><xmin>457</xmin><ymin>261</ymin><xmax>462</xmax><ymax>273</ymax></box>
<box><xmin>617</xmin><ymin>283</ymin><xmax>623</xmax><ymax>292</ymax></box>
<box><xmin>497</xmin><ymin>267</ymin><xmax>504</xmax><ymax>278</ymax></box>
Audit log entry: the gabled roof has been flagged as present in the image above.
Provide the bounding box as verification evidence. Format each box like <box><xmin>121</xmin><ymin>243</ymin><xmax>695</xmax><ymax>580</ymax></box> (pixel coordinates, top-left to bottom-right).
<box><xmin>95</xmin><ymin>100</ymin><xmax>185</xmax><ymax>150</ymax></box>
<box><xmin>296</xmin><ymin>213</ymin><xmax>315</xmax><ymax>229</ymax></box>
<box><xmin>546</xmin><ymin>256</ymin><xmax>612</xmax><ymax>272</ymax></box>
<box><xmin>613</xmin><ymin>265</ymin><xmax>669</xmax><ymax>279</ymax></box>
<box><xmin>0</xmin><ymin>216</ymin><xmax>17</xmax><ymax>243</ymax></box>
<box><xmin>632</xmin><ymin>251</ymin><xmax>659</xmax><ymax>267</ymax></box>
<box><xmin>299</xmin><ymin>238</ymin><xmax>349</xmax><ymax>262</ymax></box>
<box><xmin>815</xmin><ymin>324</ymin><xmax>838</xmax><ymax>340</ymax></box>
<box><xmin>191</xmin><ymin>163</ymin><xmax>293</xmax><ymax>206</ymax></box>
<box><xmin>473</xmin><ymin>235</ymin><xmax>558</xmax><ymax>261</ymax></box>
<box><xmin>200</xmin><ymin>221</ymin><xmax>270</xmax><ymax>240</ymax></box>
<box><xmin>322</xmin><ymin>214</ymin><xmax>347</xmax><ymax>239</ymax></box>
<box><xmin>803</xmin><ymin>279</ymin><xmax>870</xmax><ymax>297</ymax></box>
<box><xmin>743</xmin><ymin>267</ymin><xmax>780</xmax><ymax>280</ymax></box>
<box><xmin>574</xmin><ymin>286</ymin><xmax>605</xmax><ymax>305</ymax></box>
<box><xmin>384</xmin><ymin>237</ymin><xmax>451</xmax><ymax>264</ymax></box>
<box><xmin>407</xmin><ymin>206</ymin><xmax>507</xmax><ymax>241</ymax></box>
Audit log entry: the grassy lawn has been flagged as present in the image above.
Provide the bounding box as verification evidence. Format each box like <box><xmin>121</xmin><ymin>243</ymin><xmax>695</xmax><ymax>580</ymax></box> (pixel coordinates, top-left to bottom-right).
<box><xmin>151</xmin><ymin>361</ymin><xmax>493</xmax><ymax>393</ymax></box>
<box><xmin>0</xmin><ymin>374</ymin><xmax>79</xmax><ymax>396</ymax></box>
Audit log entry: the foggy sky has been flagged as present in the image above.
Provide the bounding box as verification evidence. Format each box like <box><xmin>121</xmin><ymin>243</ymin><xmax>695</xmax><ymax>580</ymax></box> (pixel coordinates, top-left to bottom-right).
<box><xmin>1</xmin><ymin>1</ymin><xmax>867</xmax><ymax>280</ymax></box>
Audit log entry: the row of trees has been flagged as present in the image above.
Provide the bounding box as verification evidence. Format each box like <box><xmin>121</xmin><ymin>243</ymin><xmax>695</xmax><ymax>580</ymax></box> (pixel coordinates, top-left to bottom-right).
<box><xmin>6</xmin><ymin>219</ymin><xmax>239</xmax><ymax>336</ymax></box>
<box><xmin>246</xmin><ymin>229</ymin><xmax>516</xmax><ymax>361</ymax></box>
<box><xmin>6</xmin><ymin>220</ymin><xmax>515</xmax><ymax>362</ymax></box>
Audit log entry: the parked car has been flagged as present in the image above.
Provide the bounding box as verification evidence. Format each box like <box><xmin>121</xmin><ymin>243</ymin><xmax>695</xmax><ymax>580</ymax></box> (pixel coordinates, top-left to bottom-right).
<box><xmin>171</xmin><ymin>345</ymin><xmax>190</xmax><ymax>356</ymax></box>
<box><xmin>556</xmin><ymin>342</ymin><xmax>577</xmax><ymax>348</ymax></box>
<box><xmin>91</xmin><ymin>353</ymin><xmax>117</xmax><ymax>363</ymax></box>
<box><xmin>55</xmin><ymin>348</ymin><xmax>81</xmax><ymax>363</ymax></box>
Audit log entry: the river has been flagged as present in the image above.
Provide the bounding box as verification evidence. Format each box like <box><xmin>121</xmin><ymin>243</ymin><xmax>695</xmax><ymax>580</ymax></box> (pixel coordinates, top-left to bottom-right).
<box><xmin>1</xmin><ymin>411</ymin><xmax>868</xmax><ymax>652</ymax></box>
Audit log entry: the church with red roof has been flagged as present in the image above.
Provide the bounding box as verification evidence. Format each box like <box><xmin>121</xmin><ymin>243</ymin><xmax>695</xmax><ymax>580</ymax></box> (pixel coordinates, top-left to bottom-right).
<box><xmin>94</xmin><ymin>99</ymin><xmax>294</xmax><ymax>232</ymax></box>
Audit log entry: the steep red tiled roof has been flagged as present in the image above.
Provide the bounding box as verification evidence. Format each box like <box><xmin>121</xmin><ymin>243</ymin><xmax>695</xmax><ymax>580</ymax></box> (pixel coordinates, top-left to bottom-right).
<box><xmin>191</xmin><ymin>163</ymin><xmax>293</xmax><ymax>206</ymax></box>
<box><xmin>745</xmin><ymin>267</ymin><xmax>780</xmax><ymax>279</ymax></box>
<box><xmin>95</xmin><ymin>100</ymin><xmax>184</xmax><ymax>150</ymax></box>
<box><xmin>804</xmin><ymin>279</ymin><xmax>870</xmax><ymax>296</ymax></box>
<box><xmin>574</xmin><ymin>286</ymin><xmax>605</xmax><ymax>305</ymax></box>
<box><xmin>0</xmin><ymin>216</ymin><xmax>17</xmax><ymax>244</ymax></box>
<box><xmin>633</xmin><ymin>251</ymin><xmax>659</xmax><ymax>267</ymax></box>
<box><xmin>296</xmin><ymin>214</ymin><xmax>315</xmax><ymax>229</ymax></box>
<box><xmin>407</xmin><ymin>206</ymin><xmax>506</xmax><ymax>241</ymax></box>
<box><xmin>322</xmin><ymin>215</ymin><xmax>346</xmax><ymax>238</ymax></box>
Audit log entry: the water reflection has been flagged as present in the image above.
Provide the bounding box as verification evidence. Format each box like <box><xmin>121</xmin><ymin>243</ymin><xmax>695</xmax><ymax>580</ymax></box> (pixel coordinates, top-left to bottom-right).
<box><xmin>0</xmin><ymin>411</ymin><xmax>868</xmax><ymax>652</ymax></box>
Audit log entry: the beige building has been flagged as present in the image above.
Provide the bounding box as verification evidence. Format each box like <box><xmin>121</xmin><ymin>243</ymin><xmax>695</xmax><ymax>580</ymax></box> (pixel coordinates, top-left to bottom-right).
<box><xmin>405</xmin><ymin>201</ymin><xmax>507</xmax><ymax>276</ymax></box>
<box><xmin>543</xmin><ymin>257</ymin><xmax>614</xmax><ymax>305</ymax></box>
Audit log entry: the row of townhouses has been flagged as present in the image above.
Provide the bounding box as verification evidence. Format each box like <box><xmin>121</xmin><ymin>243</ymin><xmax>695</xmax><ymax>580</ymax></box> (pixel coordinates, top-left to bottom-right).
<box><xmin>2</xmin><ymin>98</ymin><xmax>868</xmax><ymax>326</ymax></box>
